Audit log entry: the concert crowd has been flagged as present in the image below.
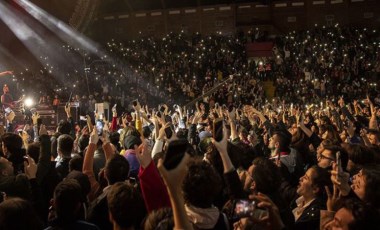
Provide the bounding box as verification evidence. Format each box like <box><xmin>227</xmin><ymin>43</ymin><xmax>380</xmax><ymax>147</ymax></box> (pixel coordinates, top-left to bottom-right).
<box><xmin>0</xmin><ymin>24</ymin><xmax>379</xmax><ymax>230</ymax></box>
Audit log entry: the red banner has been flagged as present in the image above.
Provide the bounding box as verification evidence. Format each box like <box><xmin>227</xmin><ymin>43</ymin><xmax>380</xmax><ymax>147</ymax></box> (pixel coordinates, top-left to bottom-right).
<box><xmin>245</xmin><ymin>42</ymin><xmax>274</xmax><ymax>57</ymax></box>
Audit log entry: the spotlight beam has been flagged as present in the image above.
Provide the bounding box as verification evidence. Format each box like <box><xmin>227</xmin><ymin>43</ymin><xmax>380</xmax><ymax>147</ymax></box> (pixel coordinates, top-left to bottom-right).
<box><xmin>0</xmin><ymin>1</ymin><xmax>74</xmax><ymax>86</ymax></box>
<box><xmin>14</xmin><ymin>0</ymin><xmax>104</xmax><ymax>56</ymax></box>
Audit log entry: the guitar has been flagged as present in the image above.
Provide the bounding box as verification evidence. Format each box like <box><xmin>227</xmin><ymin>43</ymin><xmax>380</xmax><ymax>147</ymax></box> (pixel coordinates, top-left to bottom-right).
<box><xmin>3</xmin><ymin>95</ymin><xmax>25</xmax><ymax>115</ymax></box>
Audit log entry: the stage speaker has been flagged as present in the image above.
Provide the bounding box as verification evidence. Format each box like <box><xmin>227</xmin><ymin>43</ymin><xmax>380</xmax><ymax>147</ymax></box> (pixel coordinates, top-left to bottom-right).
<box><xmin>40</xmin><ymin>114</ymin><xmax>57</xmax><ymax>130</ymax></box>
<box><xmin>57</xmin><ymin>105</ymin><xmax>80</xmax><ymax>124</ymax></box>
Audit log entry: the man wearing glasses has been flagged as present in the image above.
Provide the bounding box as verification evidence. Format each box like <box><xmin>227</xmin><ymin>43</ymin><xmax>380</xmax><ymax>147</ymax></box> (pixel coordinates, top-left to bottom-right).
<box><xmin>316</xmin><ymin>141</ymin><xmax>346</xmax><ymax>170</ymax></box>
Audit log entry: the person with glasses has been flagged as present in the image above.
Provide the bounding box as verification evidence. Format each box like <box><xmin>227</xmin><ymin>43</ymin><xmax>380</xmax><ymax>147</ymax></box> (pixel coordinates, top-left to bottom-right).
<box><xmin>316</xmin><ymin>140</ymin><xmax>348</xmax><ymax>170</ymax></box>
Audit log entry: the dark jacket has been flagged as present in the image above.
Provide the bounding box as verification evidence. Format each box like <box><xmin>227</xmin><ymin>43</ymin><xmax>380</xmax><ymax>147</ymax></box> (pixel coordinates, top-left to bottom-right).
<box><xmin>87</xmin><ymin>188</ymin><xmax>112</xmax><ymax>230</ymax></box>
<box><xmin>46</xmin><ymin>219</ymin><xmax>99</xmax><ymax>230</ymax></box>
<box><xmin>291</xmin><ymin>197</ymin><xmax>326</xmax><ymax>230</ymax></box>
<box><xmin>55</xmin><ymin>157</ymin><xmax>71</xmax><ymax>181</ymax></box>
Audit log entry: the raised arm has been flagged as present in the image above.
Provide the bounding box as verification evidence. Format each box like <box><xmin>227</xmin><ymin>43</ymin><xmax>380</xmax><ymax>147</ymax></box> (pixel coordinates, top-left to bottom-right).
<box><xmin>368</xmin><ymin>96</ymin><xmax>378</xmax><ymax>130</ymax></box>
<box><xmin>0</xmin><ymin>70</ymin><xmax>13</xmax><ymax>77</ymax></box>
<box><xmin>157</xmin><ymin>153</ymin><xmax>193</xmax><ymax>230</ymax></box>
<box><xmin>137</xmin><ymin>139</ymin><xmax>171</xmax><ymax>212</ymax></box>
<box><xmin>110</xmin><ymin>105</ymin><xmax>118</xmax><ymax>132</ymax></box>
<box><xmin>134</xmin><ymin>101</ymin><xmax>143</xmax><ymax>135</ymax></box>
<box><xmin>83</xmin><ymin>129</ymin><xmax>100</xmax><ymax>201</ymax></box>
<box><xmin>36</xmin><ymin>125</ymin><xmax>52</xmax><ymax>185</ymax></box>
<box><xmin>64</xmin><ymin>104</ymin><xmax>75</xmax><ymax>136</ymax></box>
<box><xmin>213</xmin><ymin>124</ymin><xmax>245</xmax><ymax>199</ymax></box>
<box><xmin>228</xmin><ymin>108</ymin><xmax>239</xmax><ymax>140</ymax></box>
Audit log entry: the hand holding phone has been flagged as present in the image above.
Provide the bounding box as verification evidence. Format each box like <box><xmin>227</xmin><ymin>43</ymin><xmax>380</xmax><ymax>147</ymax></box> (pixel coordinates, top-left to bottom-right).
<box><xmin>213</xmin><ymin>118</ymin><xmax>224</xmax><ymax>142</ymax></box>
<box><xmin>164</xmin><ymin>125</ymin><xmax>174</xmax><ymax>139</ymax></box>
<box><xmin>132</xmin><ymin>100</ymin><xmax>138</xmax><ymax>107</ymax></box>
<box><xmin>233</xmin><ymin>199</ymin><xmax>268</xmax><ymax>220</ymax></box>
<box><xmin>163</xmin><ymin>139</ymin><xmax>189</xmax><ymax>170</ymax></box>
<box><xmin>336</xmin><ymin>151</ymin><xmax>343</xmax><ymax>176</ymax></box>
<box><xmin>96</xmin><ymin>120</ymin><xmax>104</xmax><ymax>136</ymax></box>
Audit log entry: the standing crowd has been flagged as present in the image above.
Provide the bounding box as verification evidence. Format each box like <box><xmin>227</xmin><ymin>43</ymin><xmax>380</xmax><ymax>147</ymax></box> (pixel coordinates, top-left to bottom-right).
<box><xmin>0</xmin><ymin>25</ymin><xmax>379</xmax><ymax>230</ymax></box>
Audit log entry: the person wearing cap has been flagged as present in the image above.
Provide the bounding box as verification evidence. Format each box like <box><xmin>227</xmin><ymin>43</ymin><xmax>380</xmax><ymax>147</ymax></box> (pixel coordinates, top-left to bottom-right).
<box><xmin>122</xmin><ymin>135</ymin><xmax>142</xmax><ymax>179</ymax></box>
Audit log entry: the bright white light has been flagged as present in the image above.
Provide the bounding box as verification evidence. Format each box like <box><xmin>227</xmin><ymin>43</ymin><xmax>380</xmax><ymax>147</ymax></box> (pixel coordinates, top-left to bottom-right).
<box><xmin>24</xmin><ymin>98</ymin><xmax>34</xmax><ymax>107</ymax></box>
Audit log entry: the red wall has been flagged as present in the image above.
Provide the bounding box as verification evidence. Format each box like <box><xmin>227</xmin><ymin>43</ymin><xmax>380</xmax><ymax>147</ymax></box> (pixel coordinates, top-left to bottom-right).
<box><xmin>88</xmin><ymin>0</ymin><xmax>380</xmax><ymax>41</ymax></box>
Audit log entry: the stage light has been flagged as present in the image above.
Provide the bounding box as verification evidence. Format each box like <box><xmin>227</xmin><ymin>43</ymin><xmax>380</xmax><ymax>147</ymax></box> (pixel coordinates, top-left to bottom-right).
<box><xmin>24</xmin><ymin>98</ymin><xmax>34</xmax><ymax>107</ymax></box>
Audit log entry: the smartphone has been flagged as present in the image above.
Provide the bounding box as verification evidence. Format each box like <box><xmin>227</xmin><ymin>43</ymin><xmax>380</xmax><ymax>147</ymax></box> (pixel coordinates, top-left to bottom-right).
<box><xmin>156</xmin><ymin>111</ymin><xmax>162</xmax><ymax>118</ymax></box>
<box><xmin>159</xmin><ymin>105</ymin><xmax>165</xmax><ymax>113</ymax></box>
<box><xmin>336</xmin><ymin>151</ymin><xmax>343</xmax><ymax>175</ymax></box>
<box><xmin>163</xmin><ymin>139</ymin><xmax>188</xmax><ymax>170</ymax></box>
<box><xmin>96</xmin><ymin>120</ymin><xmax>104</xmax><ymax>135</ymax></box>
<box><xmin>129</xmin><ymin>177</ymin><xmax>137</xmax><ymax>186</ymax></box>
<box><xmin>165</xmin><ymin>126</ymin><xmax>173</xmax><ymax>139</ymax></box>
<box><xmin>23</xmin><ymin>156</ymin><xmax>29</xmax><ymax>164</ymax></box>
<box><xmin>237</xmin><ymin>110</ymin><xmax>242</xmax><ymax>117</ymax></box>
<box><xmin>228</xmin><ymin>105</ymin><xmax>234</xmax><ymax>113</ymax></box>
<box><xmin>132</xmin><ymin>100</ymin><xmax>138</xmax><ymax>107</ymax></box>
<box><xmin>233</xmin><ymin>199</ymin><xmax>268</xmax><ymax>219</ymax></box>
<box><xmin>4</xmin><ymin>107</ymin><xmax>12</xmax><ymax>115</ymax></box>
<box><xmin>213</xmin><ymin>118</ymin><xmax>224</xmax><ymax>142</ymax></box>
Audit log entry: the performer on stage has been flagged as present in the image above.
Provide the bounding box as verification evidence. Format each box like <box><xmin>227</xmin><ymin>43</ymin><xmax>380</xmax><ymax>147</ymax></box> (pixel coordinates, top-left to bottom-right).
<box><xmin>0</xmin><ymin>70</ymin><xmax>13</xmax><ymax>77</ymax></box>
<box><xmin>1</xmin><ymin>84</ymin><xmax>14</xmax><ymax>111</ymax></box>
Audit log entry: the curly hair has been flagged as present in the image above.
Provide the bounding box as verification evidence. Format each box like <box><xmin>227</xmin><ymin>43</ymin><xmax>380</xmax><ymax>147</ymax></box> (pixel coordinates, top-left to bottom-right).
<box><xmin>182</xmin><ymin>158</ymin><xmax>222</xmax><ymax>208</ymax></box>
<box><xmin>251</xmin><ymin>157</ymin><xmax>281</xmax><ymax>195</ymax></box>
<box><xmin>339</xmin><ymin>198</ymin><xmax>380</xmax><ymax>230</ymax></box>
<box><xmin>143</xmin><ymin>207</ymin><xmax>174</xmax><ymax>230</ymax></box>
<box><xmin>361</xmin><ymin>164</ymin><xmax>380</xmax><ymax>209</ymax></box>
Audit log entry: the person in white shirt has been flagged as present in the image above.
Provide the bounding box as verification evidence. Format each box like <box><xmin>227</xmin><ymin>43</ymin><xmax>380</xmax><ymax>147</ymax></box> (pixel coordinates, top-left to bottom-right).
<box><xmin>292</xmin><ymin>166</ymin><xmax>331</xmax><ymax>229</ymax></box>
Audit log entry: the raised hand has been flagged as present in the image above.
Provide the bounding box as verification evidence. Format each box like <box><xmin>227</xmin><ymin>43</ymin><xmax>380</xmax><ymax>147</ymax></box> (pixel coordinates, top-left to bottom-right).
<box><xmin>330</xmin><ymin>163</ymin><xmax>351</xmax><ymax>196</ymax></box>
<box><xmin>191</xmin><ymin>111</ymin><xmax>202</xmax><ymax>124</ymax></box>
<box><xmin>248</xmin><ymin>192</ymin><xmax>285</xmax><ymax>230</ymax></box>
<box><xmin>86</xmin><ymin>115</ymin><xmax>93</xmax><ymax>133</ymax></box>
<box><xmin>212</xmin><ymin>124</ymin><xmax>228</xmax><ymax>154</ymax></box>
<box><xmin>136</xmin><ymin>139</ymin><xmax>152</xmax><ymax>168</ymax></box>
<box><xmin>112</xmin><ymin>104</ymin><xmax>117</xmax><ymax>117</ymax></box>
<box><xmin>228</xmin><ymin>107</ymin><xmax>236</xmax><ymax>121</ymax></box>
<box><xmin>24</xmin><ymin>156</ymin><xmax>37</xmax><ymax>179</ymax></box>
<box><xmin>102</xmin><ymin>128</ymin><xmax>110</xmax><ymax>144</ymax></box>
<box><xmin>325</xmin><ymin>185</ymin><xmax>340</xmax><ymax>212</ymax></box>
<box><xmin>89</xmin><ymin>128</ymin><xmax>99</xmax><ymax>145</ymax></box>
<box><xmin>64</xmin><ymin>103</ymin><xmax>71</xmax><ymax>117</ymax></box>
<box><xmin>157</xmin><ymin>152</ymin><xmax>190</xmax><ymax>189</ymax></box>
